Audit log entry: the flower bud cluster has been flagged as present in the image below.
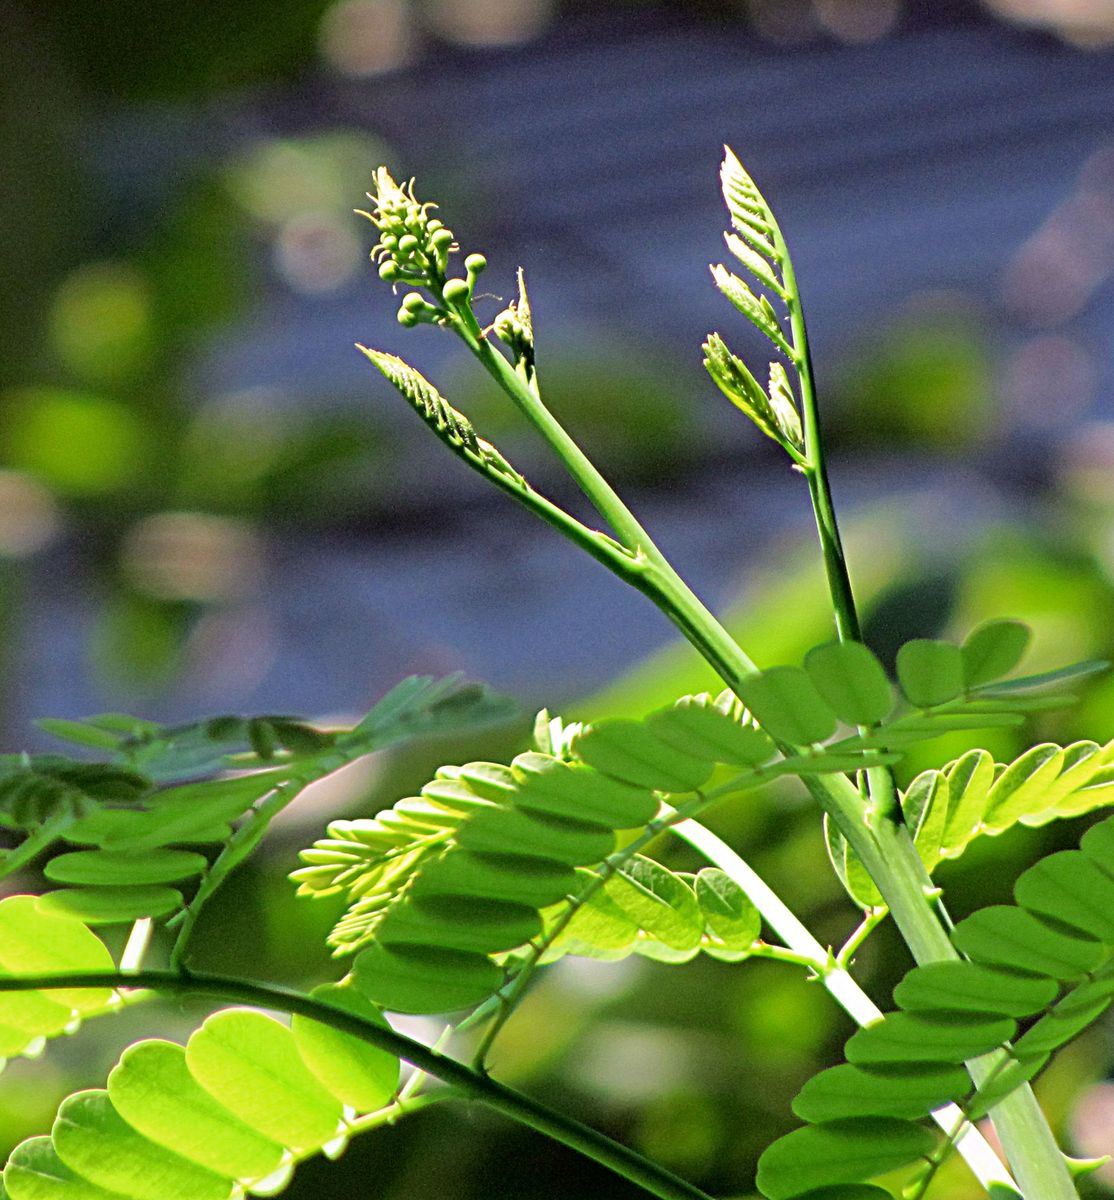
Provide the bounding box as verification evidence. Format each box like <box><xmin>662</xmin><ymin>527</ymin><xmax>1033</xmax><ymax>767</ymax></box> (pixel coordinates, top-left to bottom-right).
<box><xmin>361</xmin><ymin>167</ymin><xmax>456</xmax><ymax>290</ymax></box>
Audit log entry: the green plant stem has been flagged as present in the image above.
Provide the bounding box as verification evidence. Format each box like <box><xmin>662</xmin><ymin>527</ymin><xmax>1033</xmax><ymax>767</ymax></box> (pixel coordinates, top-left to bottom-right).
<box><xmin>448</xmin><ymin>294</ymin><xmax>1075</xmax><ymax>1198</ymax></box>
<box><xmin>773</xmin><ymin>231</ymin><xmax>1070</xmax><ymax>1197</ymax></box>
<box><xmin>0</xmin><ymin>970</ymin><xmax>713</xmax><ymax>1200</ymax></box>
<box><xmin>170</xmin><ymin>775</ymin><xmax>316</xmax><ymax>968</ymax></box>
<box><xmin>668</xmin><ymin>815</ymin><xmax>1019</xmax><ymax>1197</ymax></box>
<box><xmin>0</xmin><ymin>813</ymin><xmax>74</xmax><ymax>881</ymax></box>
<box><xmin>461</xmin><ymin>325</ymin><xmax>662</xmax><ymax>555</ymax></box>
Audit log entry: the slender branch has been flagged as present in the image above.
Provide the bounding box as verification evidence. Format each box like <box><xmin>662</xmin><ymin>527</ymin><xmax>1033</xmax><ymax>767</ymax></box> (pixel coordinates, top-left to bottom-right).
<box><xmin>836</xmin><ymin>907</ymin><xmax>888</xmax><ymax>970</ymax></box>
<box><xmin>459</xmin><ymin>326</ymin><xmax>652</xmax><ymax>553</ymax></box>
<box><xmin>0</xmin><ymin>813</ymin><xmax>75</xmax><ymax>882</ymax></box>
<box><xmin>170</xmin><ymin>776</ymin><xmax>313</xmax><ymax>968</ymax></box>
<box><xmin>0</xmin><ymin>970</ymin><xmax>713</xmax><ymax>1200</ymax></box>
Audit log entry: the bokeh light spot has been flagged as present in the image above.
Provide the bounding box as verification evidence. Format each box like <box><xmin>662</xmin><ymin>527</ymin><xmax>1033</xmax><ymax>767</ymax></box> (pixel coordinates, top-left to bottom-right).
<box><xmin>320</xmin><ymin>0</ymin><xmax>413</xmax><ymax>76</ymax></box>
<box><xmin>0</xmin><ymin>471</ymin><xmax>62</xmax><ymax>558</ymax></box>
<box><xmin>228</xmin><ymin>131</ymin><xmax>389</xmax><ymax>227</ymax></box>
<box><xmin>49</xmin><ymin>262</ymin><xmax>153</xmax><ymax>384</ymax></box>
<box><xmin>423</xmin><ymin>0</ymin><xmax>554</xmax><ymax>46</ymax></box>
<box><xmin>276</xmin><ymin>211</ymin><xmax>362</xmax><ymax>293</ymax></box>
<box><xmin>813</xmin><ymin>0</ymin><xmax>901</xmax><ymax>42</ymax></box>
<box><xmin>121</xmin><ymin>511</ymin><xmax>263</xmax><ymax>602</ymax></box>
<box><xmin>3</xmin><ymin>387</ymin><xmax>148</xmax><ymax>496</ymax></box>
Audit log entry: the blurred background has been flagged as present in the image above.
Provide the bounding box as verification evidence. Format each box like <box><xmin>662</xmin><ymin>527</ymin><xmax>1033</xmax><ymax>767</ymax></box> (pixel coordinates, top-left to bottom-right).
<box><xmin>2</xmin><ymin>0</ymin><xmax>1114</xmax><ymax>1195</ymax></box>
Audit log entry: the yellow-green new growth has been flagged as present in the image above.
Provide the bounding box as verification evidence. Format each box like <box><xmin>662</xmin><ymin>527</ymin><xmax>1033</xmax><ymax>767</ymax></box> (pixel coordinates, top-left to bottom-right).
<box><xmin>703</xmin><ymin>333</ymin><xmax>805</xmax><ymax>461</ymax></box>
<box><xmin>359</xmin><ymin>166</ymin><xmax>457</xmax><ymax>289</ymax></box>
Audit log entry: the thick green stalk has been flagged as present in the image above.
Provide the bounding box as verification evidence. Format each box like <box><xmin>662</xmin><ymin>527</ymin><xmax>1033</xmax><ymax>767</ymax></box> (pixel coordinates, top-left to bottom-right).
<box><xmin>0</xmin><ymin>970</ymin><xmax>713</xmax><ymax>1200</ymax></box>
<box><xmin>775</xmin><ymin>233</ymin><xmax>1075</xmax><ymax>1198</ymax></box>
<box><xmin>669</xmin><ymin>815</ymin><xmax>1019</xmax><ymax>1196</ymax></box>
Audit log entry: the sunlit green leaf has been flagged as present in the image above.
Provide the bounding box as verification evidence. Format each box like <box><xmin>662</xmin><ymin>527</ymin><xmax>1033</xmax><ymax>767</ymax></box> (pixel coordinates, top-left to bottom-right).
<box><xmin>185</xmin><ymin>1010</ymin><xmax>343</xmax><ymax>1152</ymax></box>
<box><xmin>804</xmin><ymin>642</ymin><xmax>892</xmax><ymax>727</ymax></box>
<box><xmin>895</xmin><ymin>639</ymin><xmax>964</xmax><ymax>708</ymax></box>
<box><xmin>756</xmin><ymin>1118</ymin><xmax>936</xmax><ymax>1199</ymax></box>
<box><xmin>961</xmin><ymin>620</ymin><xmax>1031</xmax><ymax>687</ymax></box>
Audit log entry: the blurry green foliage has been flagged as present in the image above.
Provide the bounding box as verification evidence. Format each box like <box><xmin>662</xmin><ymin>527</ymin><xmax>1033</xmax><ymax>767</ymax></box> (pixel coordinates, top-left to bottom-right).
<box><xmin>829</xmin><ymin>307</ymin><xmax>996</xmax><ymax>452</ymax></box>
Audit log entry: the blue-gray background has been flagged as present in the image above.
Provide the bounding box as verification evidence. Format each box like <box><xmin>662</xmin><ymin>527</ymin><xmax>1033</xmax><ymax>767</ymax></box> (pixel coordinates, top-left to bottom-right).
<box><xmin>2</xmin><ymin>1</ymin><xmax>1114</xmax><ymax>1194</ymax></box>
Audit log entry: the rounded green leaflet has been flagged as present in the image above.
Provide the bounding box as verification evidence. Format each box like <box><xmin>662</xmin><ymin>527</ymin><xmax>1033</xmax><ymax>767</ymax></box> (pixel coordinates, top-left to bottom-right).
<box><xmin>735</xmin><ymin>666</ymin><xmax>837</xmax><ymax>745</ymax></box>
<box><xmin>844</xmin><ymin>1010</ymin><xmax>1017</xmax><ymax>1065</ymax></box>
<box><xmin>107</xmin><ymin>1040</ymin><xmax>284</xmax><ymax>1183</ymax></box>
<box><xmin>1013</xmin><ymin>851</ymin><xmax>1114</xmax><ymax>942</ymax></box>
<box><xmin>544</xmin><ymin>874</ymin><xmax>641</xmax><ymax>958</ymax></box>
<box><xmin>1081</xmin><ymin>812</ymin><xmax>1114</xmax><ymax>873</ymax></box>
<box><xmin>610</xmin><ymin>857</ymin><xmax>703</xmax><ymax>952</ymax></box>
<box><xmin>456</xmin><ymin>806</ymin><xmax>615</xmax><ymax>866</ymax></box>
<box><xmin>755</xmin><ymin>1118</ymin><xmax>937</xmax><ymax>1199</ymax></box>
<box><xmin>0</xmin><ymin>983</ymin><xmax>73</xmax><ymax>1042</ymax></box>
<box><xmin>693</xmin><ymin>867</ymin><xmax>760</xmax><ymax>957</ymax></box>
<box><xmin>44</xmin><ymin>848</ymin><xmax>208</xmax><ymax>887</ymax></box>
<box><xmin>411</xmin><ymin>848</ymin><xmax>577</xmax><ymax>908</ymax></box>
<box><xmin>37</xmin><ymin>887</ymin><xmax>182</xmax><ymax>925</ymax></box>
<box><xmin>792</xmin><ymin>1061</ymin><xmax>970</xmax><ymax>1122</ymax></box>
<box><xmin>353</xmin><ymin>941</ymin><xmax>502</xmax><ymax>1014</ymax></box>
<box><xmin>981</xmin><ymin>744</ymin><xmax>1064</xmax><ymax>833</ymax></box>
<box><xmin>804</xmin><ymin>642</ymin><xmax>893</xmax><ymax>727</ymax></box>
<box><xmin>643</xmin><ymin>701</ymin><xmax>775</xmax><ymax>767</ymax></box>
<box><xmin>1013</xmin><ymin>997</ymin><xmax>1112</xmax><ymax>1058</ymax></box>
<box><xmin>291</xmin><ymin>983</ymin><xmax>400</xmax><ymax>1112</ymax></box>
<box><xmin>895</xmin><ymin>639</ymin><xmax>965</xmax><ymax>708</ymax></box>
<box><xmin>4</xmin><ymin>1136</ymin><xmax>133</xmax><ymax>1200</ymax></box>
<box><xmin>952</xmin><ymin>906</ymin><xmax>1105</xmax><ymax>979</ymax></box>
<box><xmin>418</xmin><ymin>778</ymin><xmax>494</xmax><ymax>816</ymax></box>
<box><xmin>377</xmin><ymin>895</ymin><xmax>541</xmax><ymax>954</ymax></box>
<box><xmin>52</xmin><ymin>1091</ymin><xmax>232</xmax><ymax>1200</ymax></box>
<box><xmin>0</xmin><ymin>897</ymin><xmax>114</xmax><ymax>1013</ymax></box>
<box><xmin>901</xmin><ymin>770</ymin><xmax>947</xmax><ymax>870</ymax></box>
<box><xmin>452</xmin><ymin>761</ymin><xmax>517</xmax><ymax>801</ymax></box>
<box><xmin>185</xmin><ymin>1010</ymin><xmax>344</xmax><ymax>1153</ymax></box>
<box><xmin>940</xmin><ymin>748</ymin><xmax>996</xmax><ymax>856</ymax></box>
<box><xmin>961</xmin><ymin>619</ymin><xmax>1031</xmax><ymax>688</ymax></box>
<box><xmin>573</xmin><ymin>719</ymin><xmax>713</xmax><ymax>792</ymax></box>
<box><xmin>894</xmin><ymin>962</ymin><xmax>1058</xmax><ymax>1018</ymax></box>
<box><xmin>509</xmin><ymin>753</ymin><xmax>658</xmax><ymax>828</ymax></box>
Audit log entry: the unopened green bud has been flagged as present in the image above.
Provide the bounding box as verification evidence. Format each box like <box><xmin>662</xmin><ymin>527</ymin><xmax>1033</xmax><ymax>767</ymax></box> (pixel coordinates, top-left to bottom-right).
<box><xmin>397</xmin><ymin>234</ymin><xmax>420</xmax><ymax>256</ymax></box>
<box><xmin>465</xmin><ymin>253</ymin><xmax>487</xmax><ymax>275</ymax></box>
<box><xmin>427</xmin><ymin>219</ymin><xmax>443</xmax><ymax>233</ymax></box>
<box><xmin>401</xmin><ymin>291</ymin><xmax>426</xmax><ymax>312</ymax></box>
<box><xmin>380</xmin><ymin>234</ymin><xmax>398</xmax><ymax>249</ymax></box>
<box><xmin>430</xmin><ymin>228</ymin><xmax>454</xmax><ymax>250</ymax></box>
<box><xmin>397</xmin><ymin>308</ymin><xmax>419</xmax><ymax>327</ymax></box>
<box><xmin>442</xmin><ymin>278</ymin><xmax>470</xmax><ymax>305</ymax></box>
<box><xmin>379</xmin><ymin>261</ymin><xmax>400</xmax><ymax>281</ymax></box>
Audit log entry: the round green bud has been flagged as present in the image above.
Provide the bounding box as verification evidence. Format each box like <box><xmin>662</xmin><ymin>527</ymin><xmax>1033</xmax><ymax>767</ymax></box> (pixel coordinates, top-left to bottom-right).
<box><xmin>406</xmin><ymin>204</ymin><xmax>421</xmax><ymax>222</ymax></box>
<box><xmin>401</xmin><ymin>291</ymin><xmax>426</xmax><ymax>312</ymax></box>
<box><xmin>380</xmin><ymin>234</ymin><xmax>398</xmax><ymax>249</ymax></box>
<box><xmin>397</xmin><ymin>233</ymin><xmax>419</xmax><ymax>256</ymax></box>
<box><xmin>430</xmin><ymin>228</ymin><xmax>454</xmax><ymax>250</ymax></box>
<box><xmin>465</xmin><ymin>253</ymin><xmax>487</xmax><ymax>275</ymax></box>
<box><xmin>426</xmin><ymin>219</ymin><xmax>443</xmax><ymax>233</ymax></box>
<box><xmin>441</xmin><ymin>278</ymin><xmax>470</xmax><ymax>305</ymax></box>
<box><xmin>397</xmin><ymin>308</ymin><xmax>419</xmax><ymax>327</ymax></box>
<box><xmin>378</xmin><ymin>261</ymin><xmax>400</xmax><ymax>281</ymax></box>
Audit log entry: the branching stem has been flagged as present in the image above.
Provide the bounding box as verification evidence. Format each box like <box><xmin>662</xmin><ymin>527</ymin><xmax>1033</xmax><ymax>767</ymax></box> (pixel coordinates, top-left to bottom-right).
<box><xmin>0</xmin><ymin>970</ymin><xmax>713</xmax><ymax>1200</ymax></box>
